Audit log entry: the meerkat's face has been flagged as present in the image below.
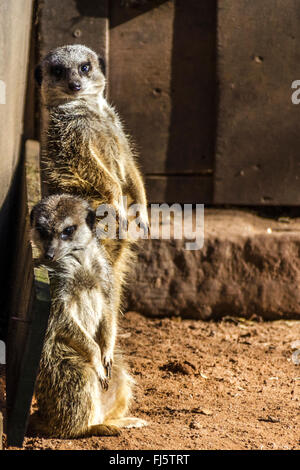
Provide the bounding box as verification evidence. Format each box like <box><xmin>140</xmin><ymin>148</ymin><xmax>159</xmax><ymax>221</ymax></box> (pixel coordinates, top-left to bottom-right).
<box><xmin>30</xmin><ymin>194</ymin><xmax>96</xmax><ymax>263</ymax></box>
<box><xmin>35</xmin><ymin>45</ymin><xmax>106</xmax><ymax>105</ymax></box>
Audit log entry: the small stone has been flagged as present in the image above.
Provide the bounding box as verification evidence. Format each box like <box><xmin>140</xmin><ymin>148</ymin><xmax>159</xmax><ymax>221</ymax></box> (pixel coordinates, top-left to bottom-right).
<box><xmin>258</xmin><ymin>415</ymin><xmax>280</xmax><ymax>423</ymax></box>
<box><xmin>191</xmin><ymin>407</ymin><xmax>213</xmax><ymax>416</ymax></box>
<box><xmin>292</xmin><ymin>350</ymin><xmax>300</xmax><ymax>365</ymax></box>
<box><xmin>190</xmin><ymin>419</ymin><xmax>202</xmax><ymax>429</ymax></box>
<box><xmin>291</xmin><ymin>340</ymin><xmax>300</xmax><ymax>350</ymax></box>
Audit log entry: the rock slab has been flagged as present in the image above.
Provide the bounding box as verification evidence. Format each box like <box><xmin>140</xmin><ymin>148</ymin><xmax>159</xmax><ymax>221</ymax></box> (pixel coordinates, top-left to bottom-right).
<box><xmin>125</xmin><ymin>209</ymin><xmax>300</xmax><ymax>320</ymax></box>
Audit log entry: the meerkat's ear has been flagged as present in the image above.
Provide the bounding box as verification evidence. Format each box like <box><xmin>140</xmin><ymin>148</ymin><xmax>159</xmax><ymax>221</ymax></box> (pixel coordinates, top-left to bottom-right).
<box><xmin>86</xmin><ymin>208</ymin><xmax>96</xmax><ymax>230</ymax></box>
<box><xmin>34</xmin><ymin>64</ymin><xmax>43</xmax><ymax>86</ymax></box>
<box><xmin>98</xmin><ymin>56</ymin><xmax>106</xmax><ymax>76</ymax></box>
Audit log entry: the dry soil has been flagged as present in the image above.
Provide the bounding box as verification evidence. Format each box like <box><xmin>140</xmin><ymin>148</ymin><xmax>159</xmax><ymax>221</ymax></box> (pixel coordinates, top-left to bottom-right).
<box><xmin>1</xmin><ymin>311</ymin><xmax>300</xmax><ymax>450</ymax></box>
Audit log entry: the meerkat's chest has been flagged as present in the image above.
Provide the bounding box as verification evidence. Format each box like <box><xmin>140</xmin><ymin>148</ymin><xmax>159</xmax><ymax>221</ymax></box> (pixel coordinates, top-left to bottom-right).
<box><xmin>70</xmin><ymin>288</ymin><xmax>104</xmax><ymax>338</ymax></box>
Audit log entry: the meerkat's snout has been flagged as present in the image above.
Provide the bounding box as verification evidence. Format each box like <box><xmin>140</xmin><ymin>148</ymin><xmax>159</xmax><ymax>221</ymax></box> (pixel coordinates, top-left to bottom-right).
<box><xmin>44</xmin><ymin>245</ymin><xmax>55</xmax><ymax>261</ymax></box>
<box><xmin>30</xmin><ymin>194</ymin><xmax>96</xmax><ymax>262</ymax></box>
<box><xmin>68</xmin><ymin>81</ymin><xmax>81</xmax><ymax>92</ymax></box>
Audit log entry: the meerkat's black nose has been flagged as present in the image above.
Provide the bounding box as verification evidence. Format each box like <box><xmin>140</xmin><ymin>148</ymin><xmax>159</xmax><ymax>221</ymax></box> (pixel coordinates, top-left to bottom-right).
<box><xmin>69</xmin><ymin>81</ymin><xmax>81</xmax><ymax>92</ymax></box>
<box><xmin>45</xmin><ymin>250</ymin><xmax>55</xmax><ymax>260</ymax></box>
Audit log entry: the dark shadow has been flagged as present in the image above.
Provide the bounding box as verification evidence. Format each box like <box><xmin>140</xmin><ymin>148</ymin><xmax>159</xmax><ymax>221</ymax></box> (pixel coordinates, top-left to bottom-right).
<box><xmin>75</xmin><ymin>0</ymin><xmax>108</xmax><ymax>18</ymax></box>
<box><xmin>165</xmin><ymin>0</ymin><xmax>217</xmax><ymax>203</ymax></box>
<box><xmin>76</xmin><ymin>0</ymin><xmax>168</xmax><ymax>24</ymax></box>
<box><xmin>24</xmin><ymin>0</ymin><xmax>40</xmax><ymax>141</ymax></box>
<box><xmin>204</xmin><ymin>203</ymin><xmax>300</xmax><ymax>220</ymax></box>
<box><xmin>0</xmin><ymin>152</ymin><xmax>25</xmax><ymax>341</ymax></box>
<box><xmin>109</xmin><ymin>0</ymin><xmax>168</xmax><ymax>28</ymax></box>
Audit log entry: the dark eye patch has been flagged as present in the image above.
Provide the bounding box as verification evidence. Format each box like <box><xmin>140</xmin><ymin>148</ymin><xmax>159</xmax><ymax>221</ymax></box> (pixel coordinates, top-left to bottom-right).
<box><xmin>50</xmin><ymin>65</ymin><xmax>64</xmax><ymax>79</ymax></box>
<box><xmin>36</xmin><ymin>224</ymin><xmax>50</xmax><ymax>240</ymax></box>
<box><xmin>60</xmin><ymin>225</ymin><xmax>77</xmax><ymax>240</ymax></box>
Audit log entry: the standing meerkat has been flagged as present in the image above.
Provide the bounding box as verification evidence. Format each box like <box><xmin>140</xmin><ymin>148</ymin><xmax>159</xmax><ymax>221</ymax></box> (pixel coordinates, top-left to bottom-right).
<box><xmin>35</xmin><ymin>44</ymin><xmax>149</xmax><ymax>312</ymax></box>
<box><xmin>30</xmin><ymin>194</ymin><xmax>147</xmax><ymax>438</ymax></box>
<box><xmin>35</xmin><ymin>44</ymin><xmax>148</xmax><ymax>243</ymax></box>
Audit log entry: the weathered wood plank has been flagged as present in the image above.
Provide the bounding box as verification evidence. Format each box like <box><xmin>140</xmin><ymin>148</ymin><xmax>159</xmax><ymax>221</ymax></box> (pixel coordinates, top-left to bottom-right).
<box><xmin>0</xmin><ymin>0</ymin><xmax>34</xmax><ymax>341</ymax></box>
<box><xmin>0</xmin><ymin>0</ymin><xmax>38</xmax><ymax>448</ymax></box>
<box><xmin>38</xmin><ymin>0</ymin><xmax>108</xmax><ymax>69</ymax></box>
<box><xmin>110</xmin><ymin>0</ymin><xmax>216</xmax><ymax>200</ymax></box>
<box><xmin>215</xmin><ymin>0</ymin><xmax>300</xmax><ymax>205</ymax></box>
<box><xmin>145</xmin><ymin>175</ymin><xmax>212</xmax><ymax>204</ymax></box>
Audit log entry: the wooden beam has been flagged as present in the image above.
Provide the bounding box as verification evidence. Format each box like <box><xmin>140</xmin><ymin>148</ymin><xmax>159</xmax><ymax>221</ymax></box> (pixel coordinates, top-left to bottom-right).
<box><xmin>7</xmin><ymin>267</ymin><xmax>50</xmax><ymax>447</ymax></box>
<box><xmin>145</xmin><ymin>175</ymin><xmax>213</xmax><ymax>204</ymax></box>
<box><xmin>215</xmin><ymin>0</ymin><xmax>300</xmax><ymax>205</ymax></box>
<box><xmin>6</xmin><ymin>139</ymin><xmax>51</xmax><ymax>448</ymax></box>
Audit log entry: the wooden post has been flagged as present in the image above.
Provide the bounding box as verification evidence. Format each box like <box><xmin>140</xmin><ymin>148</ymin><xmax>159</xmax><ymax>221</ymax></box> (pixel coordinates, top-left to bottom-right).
<box><xmin>7</xmin><ymin>267</ymin><xmax>51</xmax><ymax>447</ymax></box>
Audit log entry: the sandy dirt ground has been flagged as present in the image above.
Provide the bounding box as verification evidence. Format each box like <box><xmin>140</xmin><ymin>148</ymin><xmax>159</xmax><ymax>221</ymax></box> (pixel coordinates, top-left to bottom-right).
<box><xmin>1</xmin><ymin>311</ymin><xmax>300</xmax><ymax>450</ymax></box>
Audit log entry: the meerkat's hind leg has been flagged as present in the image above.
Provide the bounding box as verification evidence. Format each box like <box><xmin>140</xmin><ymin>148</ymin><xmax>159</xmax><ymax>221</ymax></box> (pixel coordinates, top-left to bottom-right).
<box><xmin>86</xmin><ymin>424</ymin><xmax>121</xmax><ymax>437</ymax></box>
<box><xmin>85</xmin><ymin>418</ymin><xmax>148</xmax><ymax>437</ymax></box>
<box><xmin>27</xmin><ymin>411</ymin><xmax>52</xmax><ymax>437</ymax></box>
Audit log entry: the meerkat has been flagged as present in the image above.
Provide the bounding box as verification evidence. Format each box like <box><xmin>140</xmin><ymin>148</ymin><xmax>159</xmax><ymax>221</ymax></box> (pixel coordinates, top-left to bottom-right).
<box><xmin>35</xmin><ymin>45</ymin><xmax>148</xmax><ymax>264</ymax></box>
<box><xmin>30</xmin><ymin>194</ymin><xmax>147</xmax><ymax>438</ymax></box>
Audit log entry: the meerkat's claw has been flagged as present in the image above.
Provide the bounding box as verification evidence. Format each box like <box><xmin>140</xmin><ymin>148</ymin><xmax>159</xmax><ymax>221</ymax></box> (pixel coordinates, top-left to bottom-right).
<box><xmin>95</xmin><ymin>363</ymin><xmax>109</xmax><ymax>390</ymax></box>
<box><xmin>100</xmin><ymin>377</ymin><xmax>109</xmax><ymax>391</ymax></box>
<box><xmin>120</xmin><ymin>217</ymin><xmax>128</xmax><ymax>232</ymax></box>
<box><xmin>141</xmin><ymin>220</ymin><xmax>150</xmax><ymax>237</ymax></box>
<box><xmin>135</xmin><ymin>218</ymin><xmax>149</xmax><ymax>238</ymax></box>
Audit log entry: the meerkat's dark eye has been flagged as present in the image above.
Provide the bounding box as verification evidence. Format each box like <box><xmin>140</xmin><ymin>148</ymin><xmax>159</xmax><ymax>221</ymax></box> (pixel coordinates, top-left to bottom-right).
<box><xmin>80</xmin><ymin>63</ymin><xmax>90</xmax><ymax>74</ymax></box>
<box><xmin>51</xmin><ymin>65</ymin><xmax>64</xmax><ymax>79</ymax></box>
<box><xmin>61</xmin><ymin>225</ymin><xmax>77</xmax><ymax>240</ymax></box>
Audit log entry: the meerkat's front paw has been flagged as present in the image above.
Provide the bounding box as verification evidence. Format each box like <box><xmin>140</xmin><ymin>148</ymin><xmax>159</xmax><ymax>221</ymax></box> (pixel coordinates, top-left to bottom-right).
<box><xmin>135</xmin><ymin>211</ymin><xmax>149</xmax><ymax>238</ymax></box>
<box><xmin>138</xmin><ymin>218</ymin><xmax>149</xmax><ymax>238</ymax></box>
<box><xmin>92</xmin><ymin>355</ymin><xmax>109</xmax><ymax>391</ymax></box>
<box><xmin>100</xmin><ymin>376</ymin><xmax>109</xmax><ymax>391</ymax></box>
<box><xmin>111</xmin><ymin>199</ymin><xmax>128</xmax><ymax>233</ymax></box>
<box><xmin>95</xmin><ymin>364</ymin><xmax>109</xmax><ymax>391</ymax></box>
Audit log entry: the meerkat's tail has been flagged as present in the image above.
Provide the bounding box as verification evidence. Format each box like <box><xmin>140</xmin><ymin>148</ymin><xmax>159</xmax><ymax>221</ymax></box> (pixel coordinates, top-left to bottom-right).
<box><xmin>105</xmin><ymin>417</ymin><xmax>148</xmax><ymax>429</ymax></box>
